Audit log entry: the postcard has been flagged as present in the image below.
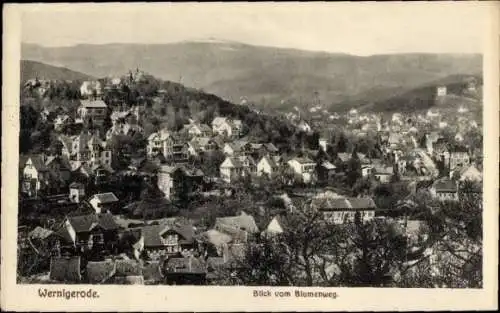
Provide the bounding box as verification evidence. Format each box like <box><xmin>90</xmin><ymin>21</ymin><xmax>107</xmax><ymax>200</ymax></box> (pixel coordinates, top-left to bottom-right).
<box><xmin>1</xmin><ymin>2</ymin><xmax>498</xmax><ymax>311</ymax></box>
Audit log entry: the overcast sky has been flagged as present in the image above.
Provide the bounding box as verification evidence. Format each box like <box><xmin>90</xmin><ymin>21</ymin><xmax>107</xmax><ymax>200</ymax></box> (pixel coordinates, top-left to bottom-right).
<box><xmin>20</xmin><ymin>2</ymin><xmax>488</xmax><ymax>56</ymax></box>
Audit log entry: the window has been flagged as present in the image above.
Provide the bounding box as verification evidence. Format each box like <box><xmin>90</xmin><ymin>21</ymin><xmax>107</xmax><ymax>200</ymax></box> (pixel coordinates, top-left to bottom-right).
<box><xmin>92</xmin><ymin>233</ymin><xmax>104</xmax><ymax>244</ymax></box>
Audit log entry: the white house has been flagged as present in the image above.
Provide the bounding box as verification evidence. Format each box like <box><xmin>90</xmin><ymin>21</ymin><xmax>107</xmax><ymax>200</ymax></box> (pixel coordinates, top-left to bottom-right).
<box><xmin>21</xmin><ymin>155</ymin><xmax>50</xmax><ymax>197</ymax></box>
<box><xmin>59</xmin><ymin>133</ymin><xmax>112</xmax><ymax>169</ymax></box>
<box><xmin>77</xmin><ymin>99</ymin><xmax>107</xmax><ymax>125</ymax></box>
<box><xmin>430</xmin><ymin>179</ymin><xmax>458</xmax><ymax>201</ymax></box>
<box><xmin>88</xmin><ymin>192</ymin><xmax>119</xmax><ymax>214</ymax></box>
<box><xmin>257</xmin><ymin>156</ymin><xmax>279</xmax><ymax>177</ymax></box>
<box><xmin>287</xmin><ymin>157</ymin><xmax>316</xmax><ymax>184</ymax></box>
<box><xmin>147</xmin><ymin>130</ymin><xmax>170</xmax><ymax>157</ymax></box>
<box><xmin>212</xmin><ymin>117</ymin><xmax>242</xmax><ymax>138</ymax></box>
<box><xmin>311</xmin><ymin>194</ymin><xmax>377</xmax><ymax>225</ymax></box>
<box><xmin>80</xmin><ymin>81</ymin><xmax>103</xmax><ymax>98</ymax></box>
<box><xmin>183</xmin><ymin>122</ymin><xmax>212</xmax><ymax>138</ymax></box>
<box><xmin>146</xmin><ymin>130</ymin><xmax>188</xmax><ymax>162</ymax></box>
<box><xmin>361</xmin><ymin>165</ymin><xmax>374</xmax><ymax>177</ymax></box>
<box><xmin>426</xmin><ymin>109</ymin><xmax>441</xmax><ymax>118</ymax></box>
<box><xmin>436</xmin><ymin>86</ymin><xmax>447</xmax><ymax>97</ymax></box>
<box><xmin>220</xmin><ymin>157</ymin><xmax>244</xmax><ymax>183</ymax></box>
<box><xmin>373</xmin><ymin>165</ymin><xmax>394</xmax><ymax>183</ymax></box>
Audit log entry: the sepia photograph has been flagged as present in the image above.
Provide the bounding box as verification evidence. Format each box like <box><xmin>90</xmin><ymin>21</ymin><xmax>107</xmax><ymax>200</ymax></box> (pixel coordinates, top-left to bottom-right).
<box><xmin>2</xmin><ymin>2</ymin><xmax>499</xmax><ymax>312</ymax></box>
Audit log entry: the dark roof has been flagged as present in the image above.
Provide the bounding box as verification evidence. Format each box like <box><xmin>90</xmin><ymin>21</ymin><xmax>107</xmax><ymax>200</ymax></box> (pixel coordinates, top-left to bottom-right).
<box><xmin>113</xmin><ymin>275</ymin><xmax>144</xmax><ymax>285</ymax></box>
<box><xmin>86</xmin><ymin>261</ymin><xmax>116</xmax><ymax>284</ymax></box>
<box><xmin>433</xmin><ymin>179</ymin><xmax>457</xmax><ymax>193</ymax></box>
<box><xmin>312</xmin><ymin>196</ymin><xmax>377</xmax><ymax>211</ymax></box>
<box><xmin>449</xmin><ymin>145</ymin><xmax>469</xmax><ymax>153</ymax></box>
<box><xmin>139</xmin><ymin>223</ymin><xmax>195</xmax><ymax>248</ymax></box>
<box><xmin>349</xmin><ymin>197</ymin><xmax>377</xmax><ymax>209</ymax></box>
<box><xmin>140</xmin><ymin>225</ymin><xmax>168</xmax><ymax>247</ymax></box>
<box><xmin>143</xmin><ymin>261</ymin><xmax>164</xmax><ymax>282</ymax></box>
<box><xmin>50</xmin><ymin>257</ymin><xmax>82</xmax><ymax>282</ymax></box>
<box><xmin>115</xmin><ymin>259</ymin><xmax>143</xmax><ymax>276</ymax></box>
<box><xmin>19</xmin><ymin>155</ymin><xmax>29</xmax><ymax>170</ymax></box>
<box><xmin>28</xmin><ymin>155</ymin><xmax>49</xmax><ymax>172</ymax></box>
<box><xmin>164</xmin><ymin>257</ymin><xmax>206</xmax><ymax>274</ymax></box>
<box><xmin>67</xmin><ymin>213</ymin><xmax>119</xmax><ymax>233</ymax></box>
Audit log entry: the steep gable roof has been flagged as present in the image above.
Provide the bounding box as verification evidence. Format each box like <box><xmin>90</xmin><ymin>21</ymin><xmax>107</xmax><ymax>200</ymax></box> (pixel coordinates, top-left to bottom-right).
<box><xmin>433</xmin><ymin>179</ymin><xmax>457</xmax><ymax>193</ymax></box>
<box><xmin>220</xmin><ymin>157</ymin><xmax>243</xmax><ymax>168</ymax></box>
<box><xmin>80</xmin><ymin>99</ymin><xmax>107</xmax><ymax>108</ymax></box>
<box><xmin>67</xmin><ymin>213</ymin><xmax>119</xmax><ymax>233</ymax></box>
<box><xmin>290</xmin><ymin>157</ymin><xmax>315</xmax><ymax>165</ymax></box>
<box><xmin>50</xmin><ymin>257</ymin><xmax>82</xmax><ymax>283</ymax></box>
<box><xmin>86</xmin><ymin>260</ymin><xmax>116</xmax><ymax>284</ymax></box>
<box><xmin>164</xmin><ymin>257</ymin><xmax>206</xmax><ymax>274</ymax></box>
<box><xmin>259</xmin><ymin>156</ymin><xmax>278</xmax><ymax>169</ymax></box>
<box><xmin>27</xmin><ymin>155</ymin><xmax>49</xmax><ymax>172</ymax></box>
<box><xmin>91</xmin><ymin>192</ymin><xmax>119</xmax><ymax>204</ymax></box>
<box><xmin>212</xmin><ymin>117</ymin><xmax>227</xmax><ymax>127</ymax></box>
<box><xmin>215</xmin><ymin>212</ymin><xmax>259</xmax><ymax>234</ymax></box>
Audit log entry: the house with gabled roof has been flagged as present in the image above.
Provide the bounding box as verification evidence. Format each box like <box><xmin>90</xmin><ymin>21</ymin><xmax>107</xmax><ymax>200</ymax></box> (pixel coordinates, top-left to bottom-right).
<box><xmin>49</xmin><ymin>256</ymin><xmax>82</xmax><ymax>283</ymax></box>
<box><xmin>59</xmin><ymin>132</ymin><xmax>112</xmax><ymax>170</ymax></box>
<box><xmin>287</xmin><ymin>157</ymin><xmax>316</xmax><ymax>184</ymax></box>
<box><xmin>163</xmin><ymin>256</ymin><xmax>207</xmax><ymax>285</ymax></box>
<box><xmin>80</xmin><ymin>80</ymin><xmax>103</xmax><ymax>98</ymax></box>
<box><xmin>311</xmin><ymin>192</ymin><xmax>377</xmax><ymax>224</ymax></box>
<box><xmin>77</xmin><ymin>99</ymin><xmax>107</xmax><ymax>125</ymax></box>
<box><xmin>21</xmin><ymin>154</ymin><xmax>51</xmax><ymax>197</ymax></box>
<box><xmin>214</xmin><ymin>211</ymin><xmax>259</xmax><ymax>243</ymax></box>
<box><xmin>257</xmin><ymin>155</ymin><xmax>280</xmax><ymax>177</ymax></box>
<box><xmin>183</xmin><ymin>122</ymin><xmax>212</xmax><ymax>138</ymax></box>
<box><xmin>212</xmin><ymin>117</ymin><xmax>243</xmax><ymax>138</ymax></box>
<box><xmin>430</xmin><ymin>179</ymin><xmax>458</xmax><ymax>201</ymax></box>
<box><xmin>448</xmin><ymin>145</ymin><xmax>470</xmax><ymax>170</ymax></box>
<box><xmin>318</xmin><ymin>160</ymin><xmax>337</xmax><ymax>181</ymax></box>
<box><xmin>373</xmin><ymin>165</ymin><xmax>394</xmax><ymax>183</ymax></box>
<box><xmin>56</xmin><ymin>213</ymin><xmax>120</xmax><ymax>253</ymax></box>
<box><xmin>127</xmin><ymin>222</ymin><xmax>197</xmax><ymax>260</ymax></box>
<box><xmin>146</xmin><ymin>130</ymin><xmax>189</xmax><ymax>163</ymax></box>
<box><xmin>262</xmin><ymin>215</ymin><xmax>288</xmax><ymax>237</ymax></box>
<box><xmin>220</xmin><ymin>157</ymin><xmax>244</xmax><ymax>183</ymax></box>
<box><xmin>89</xmin><ymin>192</ymin><xmax>119</xmax><ymax>214</ymax></box>
<box><xmin>157</xmin><ymin>165</ymin><xmax>204</xmax><ymax>200</ymax></box>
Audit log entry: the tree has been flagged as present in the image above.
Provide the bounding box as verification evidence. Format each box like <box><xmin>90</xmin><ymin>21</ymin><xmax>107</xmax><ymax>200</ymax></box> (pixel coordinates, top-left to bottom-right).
<box><xmin>338</xmin><ymin>219</ymin><xmax>408</xmax><ymax>287</ymax></box>
<box><xmin>346</xmin><ymin>146</ymin><xmax>362</xmax><ymax>187</ymax></box>
<box><xmin>228</xmin><ymin>206</ymin><xmax>341</xmax><ymax>286</ymax></box>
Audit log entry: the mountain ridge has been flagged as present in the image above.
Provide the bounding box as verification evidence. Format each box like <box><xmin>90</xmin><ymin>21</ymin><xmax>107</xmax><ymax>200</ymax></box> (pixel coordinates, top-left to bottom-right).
<box><xmin>21</xmin><ymin>59</ymin><xmax>95</xmax><ymax>82</ymax></box>
<box><xmin>22</xmin><ymin>42</ymin><xmax>482</xmax><ymax>111</ymax></box>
